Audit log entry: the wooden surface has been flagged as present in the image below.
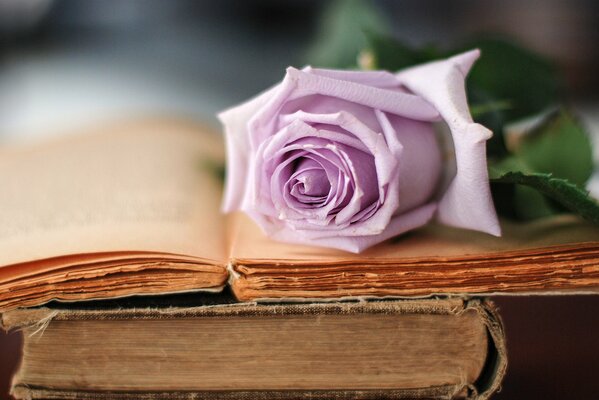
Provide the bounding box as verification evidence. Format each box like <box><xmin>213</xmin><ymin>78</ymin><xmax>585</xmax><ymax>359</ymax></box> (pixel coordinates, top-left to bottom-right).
<box><xmin>1</xmin><ymin>296</ymin><xmax>598</xmax><ymax>399</ymax></box>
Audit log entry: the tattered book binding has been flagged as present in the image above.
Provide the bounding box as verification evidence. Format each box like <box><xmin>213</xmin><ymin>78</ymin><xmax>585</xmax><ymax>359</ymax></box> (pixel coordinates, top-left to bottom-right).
<box><xmin>2</xmin><ymin>298</ymin><xmax>506</xmax><ymax>400</ymax></box>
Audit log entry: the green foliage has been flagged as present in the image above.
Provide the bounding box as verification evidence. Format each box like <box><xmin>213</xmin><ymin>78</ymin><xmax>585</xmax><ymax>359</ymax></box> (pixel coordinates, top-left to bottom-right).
<box><xmin>469</xmin><ymin>100</ymin><xmax>512</xmax><ymax>118</ymax></box>
<box><xmin>364</xmin><ymin>34</ymin><xmax>441</xmax><ymax>71</ymax></box>
<box><xmin>363</xmin><ymin>34</ymin><xmax>560</xmax><ymax>123</ymax></box>
<box><xmin>491</xmin><ymin>171</ymin><xmax>599</xmax><ymax>225</ymax></box>
<box><xmin>462</xmin><ymin>38</ymin><xmax>560</xmax><ymax>159</ymax></box>
<box><xmin>517</xmin><ymin>110</ymin><xmax>593</xmax><ymax>187</ymax></box>
<box><xmin>305</xmin><ymin>0</ymin><xmax>391</xmax><ymax>68</ymax></box>
<box><xmin>459</xmin><ymin>38</ymin><xmax>561</xmax><ymax>122</ymax></box>
<box><xmin>489</xmin><ymin>110</ymin><xmax>595</xmax><ymax>222</ymax></box>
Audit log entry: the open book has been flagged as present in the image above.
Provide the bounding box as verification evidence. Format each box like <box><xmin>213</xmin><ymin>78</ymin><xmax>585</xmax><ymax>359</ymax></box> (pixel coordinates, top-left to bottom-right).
<box><xmin>1</xmin><ymin>119</ymin><xmax>598</xmax><ymax>311</ymax></box>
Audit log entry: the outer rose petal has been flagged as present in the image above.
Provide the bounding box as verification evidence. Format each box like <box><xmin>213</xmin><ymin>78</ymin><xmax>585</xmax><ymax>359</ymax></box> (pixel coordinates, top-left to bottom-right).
<box><xmin>270</xmin><ymin>202</ymin><xmax>437</xmax><ymax>253</ymax></box>
<box><xmin>283</xmin><ymin>67</ymin><xmax>440</xmax><ymax>122</ymax></box>
<box><xmin>376</xmin><ymin>110</ymin><xmax>441</xmax><ymax>214</ymax></box>
<box><xmin>303</xmin><ymin>67</ymin><xmax>401</xmax><ymax>89</ymax></box>
<box><xmin>218</xmin><ymin>85</ymin><xmax>280</xmax><ymax>212</ymax></box>
<box><xmin>396</xmin><ymin>49</ymin><xmax>502</xmax><ymax>237</ymax></box>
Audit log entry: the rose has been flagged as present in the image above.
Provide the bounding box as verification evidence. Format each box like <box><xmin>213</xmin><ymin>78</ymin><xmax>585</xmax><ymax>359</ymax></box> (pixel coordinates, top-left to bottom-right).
<box><xmin>219</xmin><ymin>50</ymin><xmax>500</xmax><ymax>253</ymax></box>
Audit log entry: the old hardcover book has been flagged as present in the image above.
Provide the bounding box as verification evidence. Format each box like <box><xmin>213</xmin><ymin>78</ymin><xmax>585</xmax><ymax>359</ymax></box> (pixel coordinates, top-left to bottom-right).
<box><xmin>2</xmin><ymin>298</ymin><xmax>506</xmax><ymax>400</ymax></box>
<box><xmin>0</xmin><ymin>119</ymin><xmax>598</xmax><ymax>311</ymax></box>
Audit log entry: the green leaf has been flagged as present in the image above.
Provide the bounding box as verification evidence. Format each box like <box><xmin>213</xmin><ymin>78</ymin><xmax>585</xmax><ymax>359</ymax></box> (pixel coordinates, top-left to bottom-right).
<box><xmin>363</xmin><ymin>33</ymin><xmax>441</xmax><ymax>71</ymax></box>
<box><xmin>489</xmin><ymin>156</ymin><xmax>555</xmax><ymax>220</ymax></box>
<box><xmin>458</xmin><ymin>37</ymin><xmax>561</xmax><ymax>121</ymax></box>
<box><xmin>305</xmin><ymin>0</ymin><xmax>391</xmax><ymax>68</ymax></box>
<box><xmin>517</xmin><ymin>109</ymin><xmax>593</xmax><ymax>187</ymax></box>
<box><xmin>491</xmin><ymin>172</ymin><xmax>599</xmax><ymax>225</ymax></box>
<box><xmin>470</xmin><ymin>100</ymin><xmax>512</xmax><ymax>118</ymax></box>
<box><xmin>488</xmin><ymin>109</ymin><xmax>595</xmax><ymax>222</ymax></box>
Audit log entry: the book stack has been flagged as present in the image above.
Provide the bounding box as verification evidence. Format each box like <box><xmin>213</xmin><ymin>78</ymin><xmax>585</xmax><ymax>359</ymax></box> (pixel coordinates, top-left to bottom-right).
<box><xmin>1</xmin><ymin>120</ymin><xmax>598</xmax><ymax>399</ymax></box>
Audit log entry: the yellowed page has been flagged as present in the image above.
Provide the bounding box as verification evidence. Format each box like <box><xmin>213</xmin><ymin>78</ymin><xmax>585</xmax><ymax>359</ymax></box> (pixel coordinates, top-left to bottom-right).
<box><xmin>229</xmin><ymin>212</ymin><xmax>599</xmax><ymax>262</ymax></box>
<box><xmin>0</xmin><ymin>118</ymin><xmax>226</xmax><ymax>267</ymax></box>
<box><xmin>228</xmin><ymin>213</ymin><xmax>599</xmax><ymax>299</ymax></box>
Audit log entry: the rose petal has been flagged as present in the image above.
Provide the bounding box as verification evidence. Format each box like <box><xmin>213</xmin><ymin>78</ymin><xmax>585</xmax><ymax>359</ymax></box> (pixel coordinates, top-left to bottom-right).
<box><xmin>270</xmin><ymin>202</ymin><xmax>437</xmax><ymax>253</ymax></box>
<box><xmin>275</xmin><ymin>113</ymin><xmax>400</xmax><ymax>234</ymax></box>
<box><xmin>280</xmin><ymin>110</ymin><xmax>396</xmax><ymax>198</ymax></box>
<box><xmin>377</xmin><ymin>111</ymin><xmax>442</xmax><ymax>214</ymax></box>
<box><xmin>249</xmin><ymin>121</ymin><xmax>357</xmax><ymax>225</ymax></box>
<box><xmin>285</xmin><ymin>160</ymin><xmax>330</xmax><ymax>209</ymax></box>
<box><xmin>259</xmin><ymin>118</ymin><xmax>386</xmax><ymax>228</ymax></box>
<box><xmin>279</xmin><ymin>95</ymin><xmax>382</xmax><ymax>134</ymax></box>
<box><xmin>331</xmin><ymin>143</ymin><xmax>378</xmax><ymax>225</ymax></box>
<box><xmin>265</xmin><ymin>118</ymin><xmax>370</xmax><ymax>157</ymax></box>
<box><xmin>284</xmin><ymin>67</ymin><xmax>441</xmax><ymax>121</ymax></box>
<box><xmin>304</xmin><ymin>67</ymin><xmax>402</xmax><ymax>88</ymax></box>
<box><xmin>276</xmin><ymin>145</ymin><xmax>354</xmax><ymax>223</ymax></box>
<box><xmin>247</xmin><ymin>72</ymin><xmax>305</xmax><ymax>148</ymax></box>
<box><xmin>396</xmin><ymin>49</ymin><xmax>501</xmax><ymax>236</ymax></box>
<box><xmin>294</xmin><ymin>173</ymin><xmax>329</xmax><ymax>198</ymax></box>
<box><xmin>218</xmin><ymin>85</ymin><xmax>280</xmax><ymax>212</ymax></box>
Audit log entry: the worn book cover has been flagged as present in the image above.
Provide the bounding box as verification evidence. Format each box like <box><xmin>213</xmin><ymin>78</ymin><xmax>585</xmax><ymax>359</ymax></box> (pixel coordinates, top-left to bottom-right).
<box><xmin>2</xmin><ymin>297</ymin><xmax>506</xmax><ymax>400</ymax></box>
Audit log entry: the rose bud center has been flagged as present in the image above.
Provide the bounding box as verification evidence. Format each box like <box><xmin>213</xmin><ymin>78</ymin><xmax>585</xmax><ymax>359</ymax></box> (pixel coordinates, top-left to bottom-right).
<box><xmin>289</xmin><ymin>159</ymin><xmax>331</xmax><ymax>206</ymax></box>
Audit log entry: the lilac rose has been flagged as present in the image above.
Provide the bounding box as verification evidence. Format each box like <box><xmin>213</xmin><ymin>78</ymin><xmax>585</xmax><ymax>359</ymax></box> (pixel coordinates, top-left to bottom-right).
<box><xmin>219</xmin><ymin>50</ymin><xmax>501</xmax><ymax>253</ymax></box>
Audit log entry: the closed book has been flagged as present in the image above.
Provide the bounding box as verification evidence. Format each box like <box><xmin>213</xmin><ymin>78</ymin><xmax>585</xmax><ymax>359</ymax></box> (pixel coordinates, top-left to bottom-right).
<box><xmin>2</xmin><ymin>297</ymin><xmax>506</xmax><ymax>400</ymax></box>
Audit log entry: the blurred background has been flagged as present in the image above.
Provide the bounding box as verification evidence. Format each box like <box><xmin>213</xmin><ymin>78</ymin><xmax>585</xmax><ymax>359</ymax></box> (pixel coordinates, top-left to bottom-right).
<box><xmin>1</xmin><ymin>0</ymin><xmax>598</xmax><ymax>398</ymax></box>
<box><xmin>1</xmin><ymin>0</ymin><xmax>599</xmax><ymax>142</ymax></box>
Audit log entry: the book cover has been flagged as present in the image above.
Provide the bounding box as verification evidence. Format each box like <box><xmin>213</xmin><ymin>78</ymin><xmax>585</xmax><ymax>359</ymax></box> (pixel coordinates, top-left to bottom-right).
<box><xmin>2</xmin><ymin>297</ymin><xmax>506</xmax><ymax>400</ymax></box>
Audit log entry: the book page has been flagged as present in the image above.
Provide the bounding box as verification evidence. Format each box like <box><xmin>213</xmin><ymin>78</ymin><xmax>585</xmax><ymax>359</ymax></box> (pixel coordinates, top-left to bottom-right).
<box><xmin>228</xmin><ymin>212</ymin><xmax>599</xmax><ymax>262</ymax></box>
<box><xmin>0</xmin><ymin>118</ymin><xmax>227</xmax><ymax>266</ymax></box>
<box><xmin>228</xmin><ymin>212</ymin><xmax>599</xmax><ymax>300</ymax></box>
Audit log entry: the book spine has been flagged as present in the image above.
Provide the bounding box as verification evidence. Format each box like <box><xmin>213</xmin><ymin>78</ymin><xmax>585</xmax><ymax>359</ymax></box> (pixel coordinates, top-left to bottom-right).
<box><xmin>468</xmin><ymin>299</ymin><xmax>507</xmax><ymax>400</ymax></box>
